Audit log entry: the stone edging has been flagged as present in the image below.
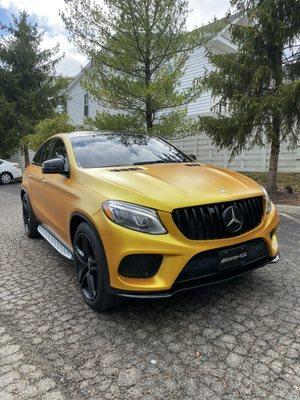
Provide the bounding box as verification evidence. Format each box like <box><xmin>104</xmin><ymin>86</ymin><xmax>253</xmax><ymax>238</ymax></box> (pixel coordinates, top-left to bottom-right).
<box><xmin>275</xmin><ymin>204</ymin><xmax>300</xmax><ymax>215</ymax></box>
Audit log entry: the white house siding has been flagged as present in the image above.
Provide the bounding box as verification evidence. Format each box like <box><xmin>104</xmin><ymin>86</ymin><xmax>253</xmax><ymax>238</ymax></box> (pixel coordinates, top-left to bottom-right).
<box><xmin>67</xmin><ymin>46</ymin><xmax>215</xmax><ymax>126</ymax></box>
<box><xmin>67</xmin><ymin>83</ymin><xmax>87</xmax><ymax>125</ymax></box>
<box><xmin>67</xmin><ymin>80</ymin><xmax>118</xmax><ymax>125</ymax></box>
<box><xmin>170</xmin><ymin>133</ymin><xmax>300</xmax><ymax>173</ymax></box>
<box><xmin>179</xmin><ymin>46</ymin><xmax>213</xmax><ymax>116</ymax></box>
<box><xmin>66</xmin><ymin>45</ymin><xmax>299</xmax><ymax>173</ymax></box>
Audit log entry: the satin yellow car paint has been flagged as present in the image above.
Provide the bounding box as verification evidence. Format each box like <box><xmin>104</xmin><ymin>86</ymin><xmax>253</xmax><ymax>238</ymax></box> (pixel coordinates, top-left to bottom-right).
<box><xmin>23</xmin><ymin>132</ymin><xmax>279</xmax><ymax>292</ymax></box>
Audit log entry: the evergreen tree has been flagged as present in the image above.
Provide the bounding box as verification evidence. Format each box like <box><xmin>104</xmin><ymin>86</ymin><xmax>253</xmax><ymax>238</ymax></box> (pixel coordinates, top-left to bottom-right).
<box><xmin>22</xmin><ymin>114</ymin><xmax>74</xmax><ymax>151</ymax></box>
<box><xmin>198</xmin><ymin>0</ymin><xmax>300</xmax><ymax>193</ymax></box>
<box><xmin>0</xmin><ymin>12</ymin><xmax>66</xmax><ymax>163</ymax></box>
<box><xmin>62</xmin><ymin>0</ymin><xmax>222</xmax><ymax>136</ymax></box>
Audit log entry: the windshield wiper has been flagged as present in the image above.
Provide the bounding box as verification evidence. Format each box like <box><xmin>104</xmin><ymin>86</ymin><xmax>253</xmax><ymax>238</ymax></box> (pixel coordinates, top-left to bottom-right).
<box><xmin>133</xmin><ymin>160</ymin><xmax>181</xmax><ymax>166</ymax></box>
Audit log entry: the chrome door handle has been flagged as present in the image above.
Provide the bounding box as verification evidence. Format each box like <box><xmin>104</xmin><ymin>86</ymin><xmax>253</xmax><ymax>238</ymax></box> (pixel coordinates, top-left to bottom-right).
<box><xmin>41</xmin><ymin>177</ymin><xmax>47</xmax><ymax>184</ymax></box>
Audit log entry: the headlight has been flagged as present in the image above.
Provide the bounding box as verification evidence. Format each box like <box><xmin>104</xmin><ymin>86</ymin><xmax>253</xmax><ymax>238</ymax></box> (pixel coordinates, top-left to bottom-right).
<box><xmin>261</xmin><ymin>186</ymin><xmax>272</xmax><ymax>213</ymax></box>
<box><xmin>102</xmin><ymin>200</ymin><xmax>167</xmax><ymax>234</ymax></box>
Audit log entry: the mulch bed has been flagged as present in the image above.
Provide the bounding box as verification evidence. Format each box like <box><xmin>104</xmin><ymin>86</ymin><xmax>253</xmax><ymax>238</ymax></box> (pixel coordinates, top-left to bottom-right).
<box><xmin>271</xmin><ymin>190</ymin><xmax>300</xmax><ymax>206</ymax></box>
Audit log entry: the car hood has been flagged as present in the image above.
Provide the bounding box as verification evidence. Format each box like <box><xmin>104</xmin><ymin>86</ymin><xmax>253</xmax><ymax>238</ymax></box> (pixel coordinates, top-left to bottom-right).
<box><xmin>80</xmin><ymin>163</ymin><xmax>264</xmax><ymax>212</ymax></box>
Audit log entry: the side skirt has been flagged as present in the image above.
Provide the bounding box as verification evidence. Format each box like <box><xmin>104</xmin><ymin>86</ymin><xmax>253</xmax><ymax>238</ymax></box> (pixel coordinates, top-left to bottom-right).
<box><xmin>37</xmin><ymin>224</ymin><xmax>73</xmax><ymax>260</ymax></box>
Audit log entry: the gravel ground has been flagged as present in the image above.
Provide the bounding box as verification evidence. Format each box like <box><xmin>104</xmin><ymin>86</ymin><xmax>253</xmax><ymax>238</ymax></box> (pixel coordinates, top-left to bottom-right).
<box><xmin>0</xmin><ymin>183</ymin><xmax>299</xmax><ymax>400</ymax></box>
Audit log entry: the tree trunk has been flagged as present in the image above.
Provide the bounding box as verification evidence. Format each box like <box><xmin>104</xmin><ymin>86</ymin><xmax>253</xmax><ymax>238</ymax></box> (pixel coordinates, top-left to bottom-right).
<box><xmin>145</xmin><ymin>98</ymin><xmax>153</xmax><ymax>130</ymax></box>
<box><xmin>266</xmin><ymin>47</ymin><xmax>283</xmax><ymax>195</ymax></box>
<box><xmin>145</xmin><ymin>62</ymin><xmax>153</xmax><ymax>130</ymax></box>
<box><xmin>24</xmin><ymin>145</ymin><xmax>30</xmax><ymax>167</ymax></box>
<box><xmin>144</xmin><ymin>8</ymin><xmax>153</xmax><ymax>132</ymax></box>
<box><xmin>266</xmin><ymin>128</ymin><xmax>280</xmax><ymax>194</ymax></box>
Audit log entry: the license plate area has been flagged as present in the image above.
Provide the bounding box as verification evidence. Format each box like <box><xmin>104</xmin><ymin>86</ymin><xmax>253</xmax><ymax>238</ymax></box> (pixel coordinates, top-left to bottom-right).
<box><xmin>218</xmin><ymin>245</ymin><xmax>248</xmax><ymax>271</ymax></box>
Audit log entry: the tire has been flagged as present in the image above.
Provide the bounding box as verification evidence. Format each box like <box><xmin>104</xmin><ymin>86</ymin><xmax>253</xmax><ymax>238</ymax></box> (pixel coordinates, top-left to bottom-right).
<box><xmin>22</xmin><ymin>193</ymin><xmax>40</xmax><ymax>238</ymax></box>
<box><xmin>0</xmin><ymin>172</ymin><xmax>13</xmax><ymax>184</ymax></box>
<box><xmin>73</xmin><ymin>222</ymin><xmax>119</xmax><ymax>311</ymax></box>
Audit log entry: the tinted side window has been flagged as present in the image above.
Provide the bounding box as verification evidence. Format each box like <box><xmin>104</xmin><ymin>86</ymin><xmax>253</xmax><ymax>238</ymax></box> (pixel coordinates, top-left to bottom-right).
<box><xmin>52</xmin><ymin>138</ymin><xmax>69</xmax><ymax>169</ymax></box>
<box><xmin>33</xmin><ymin>140</ymin><xmax>53</xmax><ymax>166</ymax></box>
<box><xmin>32</xmin><ymin>145</ymin><xmax>43</xmax><ymax>165</ymax></box>
<box><xmin>52</xmin><ymin>139</ymin><xmax>67</xmax><ymax>160</ymax></box>
<box><xmin>40</xmin><ymin>140</ymin><xmax>53</xmax><ymax>164</ymax></box>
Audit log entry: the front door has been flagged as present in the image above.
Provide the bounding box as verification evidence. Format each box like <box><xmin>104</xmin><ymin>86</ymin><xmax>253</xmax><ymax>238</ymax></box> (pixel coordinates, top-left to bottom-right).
<box><xmin>38</xmin><ymin>138</ymin><xmax>75</xmax><ymax>243</ymax></box>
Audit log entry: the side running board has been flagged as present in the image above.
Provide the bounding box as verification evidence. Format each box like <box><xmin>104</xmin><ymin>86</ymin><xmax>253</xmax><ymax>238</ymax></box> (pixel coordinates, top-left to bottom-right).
<box><xmin>37</xmin><ymin>225</ymin><xmax>73</xmax><ymax>260</ymax></box>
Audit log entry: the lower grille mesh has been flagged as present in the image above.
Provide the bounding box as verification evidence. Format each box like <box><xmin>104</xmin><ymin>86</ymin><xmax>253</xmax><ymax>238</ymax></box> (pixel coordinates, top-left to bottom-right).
<box><xmin>176</xmin><ymin>239</ymin><xmax>268</xmax><ymax>283</ymax></box>
<box><xmin>119</xmin><ymin>254</ymin><xmax>162</xmax><ymax>278</ymax></box>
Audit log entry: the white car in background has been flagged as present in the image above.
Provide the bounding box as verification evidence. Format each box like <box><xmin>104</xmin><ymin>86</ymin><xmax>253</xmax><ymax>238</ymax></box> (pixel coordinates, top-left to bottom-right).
<box><xmin>0</xmin><ymin>159</ymin><xmax>22</xmax><ymax>184</ymax></box>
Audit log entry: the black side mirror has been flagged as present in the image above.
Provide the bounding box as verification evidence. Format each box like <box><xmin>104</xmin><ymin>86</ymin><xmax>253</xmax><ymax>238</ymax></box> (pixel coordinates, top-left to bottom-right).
<box><xmin>42</xmin><ymin>158</ymin><xmax>69</xmax><ymax>177</ymax></box>
<box><xmin>188</xmin><ymin>153</ymin><xmax>196</xmax><ymax>161</ymax></box>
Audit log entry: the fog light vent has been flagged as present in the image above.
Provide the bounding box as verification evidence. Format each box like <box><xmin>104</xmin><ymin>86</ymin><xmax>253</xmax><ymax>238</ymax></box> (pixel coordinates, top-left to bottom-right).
<box><xmin>119</xmin><ymin>254</ymin><xmax>162</xmax><ymax>278</ymax></box>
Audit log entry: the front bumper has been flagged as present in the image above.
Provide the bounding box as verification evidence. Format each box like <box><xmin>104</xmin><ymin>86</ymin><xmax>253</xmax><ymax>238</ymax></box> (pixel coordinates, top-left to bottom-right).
<box><xmin>93</xmin><ymin>203</ymin><xmax>279</xmax><ymax>293</ymax></box>
<box><xmin>13</xmin><ymin>170</ymin><xmax>23</xmax><ymax>180</ymax></box>
<box><xmin>107</xmin><ymin>253</ymin><xmax>279</xmax><ymax>298</ymax></box>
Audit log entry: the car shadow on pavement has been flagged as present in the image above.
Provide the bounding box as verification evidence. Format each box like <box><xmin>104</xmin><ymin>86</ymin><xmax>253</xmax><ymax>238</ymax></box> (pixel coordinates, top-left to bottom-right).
<box><xmin>95</xmin><ymin>269</ymin><xmax>276</xmax><ymax>324</ymax></box>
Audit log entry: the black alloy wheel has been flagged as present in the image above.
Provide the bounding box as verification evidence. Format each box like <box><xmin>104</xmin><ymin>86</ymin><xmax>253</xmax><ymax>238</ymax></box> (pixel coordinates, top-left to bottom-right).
<box><xmin>22</xmin><ymin>193</ymin><xmax>40</xmax><ymax>238</ymax></box>
<box><xmin>22</xmin><ymin>196</ymin><xmax>30</xmax><ymax>234</ymax></box>
<box><xmin>74</xmin><ymin>232</ymin><xmax>99</xmax><ymax>301</ymax></box>
<box><xmin>73</xmin><ymin>222</ymin><xmax>118</xmax><ymax>311</ymax></box>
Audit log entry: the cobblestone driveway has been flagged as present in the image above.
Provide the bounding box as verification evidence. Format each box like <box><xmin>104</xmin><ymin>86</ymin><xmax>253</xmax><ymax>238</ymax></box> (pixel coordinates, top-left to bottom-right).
<box><xmin>0</xmin><ymin>183</ymin><xmax>299</xmax><ymax>400</ymax></box>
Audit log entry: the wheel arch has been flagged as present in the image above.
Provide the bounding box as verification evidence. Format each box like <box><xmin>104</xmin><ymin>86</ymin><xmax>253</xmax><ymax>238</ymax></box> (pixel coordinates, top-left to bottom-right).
<box><xmin>0</xmin><ymin>171</ymin><xmax>13</xmax><ymax>181</ymax></box>
<box><xmin>20</xmin><ymin>187</ymin><xmax>27</xmax><ymax>199</ymax></box>
<box><xmin>70</xmin><ymin>212</ymin><xmax>111</xmax><ymax>287</ymax></box>
<box><xmin>70</xmin><ymin>212</ymin><xmax>95</xmax><ymax>245</ymax></box>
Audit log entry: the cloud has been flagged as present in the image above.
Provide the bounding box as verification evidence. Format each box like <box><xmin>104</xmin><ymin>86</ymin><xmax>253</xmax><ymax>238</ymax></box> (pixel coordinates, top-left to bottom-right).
<box><xmin>0</xmin><ymin>0</ymin><xmax>89</xmax><ymax>76</ymax></box>
<box><xmin>0</xmin><ymin>0</ymin><xmax>231</xmax><ymax>77</ymax></box>
<box><xmin>187</xmin><ymin>0</ymin><xmax>231</xmax><ymax>30</ymax></box>
<box><xmin>0</xmin><ymin>0</ymin><xmax>65</xmax><ymax>29</ymax></box>
<box><xmin>41</xmin><ymin>31</ymin><xmax>87</xmax><ymax>76</ymax></box>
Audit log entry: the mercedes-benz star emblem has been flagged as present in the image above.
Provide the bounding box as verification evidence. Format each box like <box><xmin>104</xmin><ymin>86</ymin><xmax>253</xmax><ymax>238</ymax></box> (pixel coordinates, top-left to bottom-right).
<box><xmin>222</xmin><ymin>206</ymin><xmax>243</xmax><ymax>233</ymax></box>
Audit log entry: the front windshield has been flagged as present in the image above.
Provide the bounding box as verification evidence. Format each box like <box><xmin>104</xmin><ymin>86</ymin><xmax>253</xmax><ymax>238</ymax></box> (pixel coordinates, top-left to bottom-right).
<box><xmin>71</xmin><ymin>133</ymin><xmax>191</xmax><ymax>168</ymax></box>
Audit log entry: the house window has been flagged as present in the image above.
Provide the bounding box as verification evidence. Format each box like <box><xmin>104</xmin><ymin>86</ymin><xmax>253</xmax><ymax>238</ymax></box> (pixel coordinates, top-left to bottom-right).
<box><xmin>84</xmin><ymin>93</ymin><xmax>89</xmax><ymax>117</ymax></box>
<box><xmin>212</xmin><ymin>96</ymin><xmax>227</xmax><ymax>115</ymax></box>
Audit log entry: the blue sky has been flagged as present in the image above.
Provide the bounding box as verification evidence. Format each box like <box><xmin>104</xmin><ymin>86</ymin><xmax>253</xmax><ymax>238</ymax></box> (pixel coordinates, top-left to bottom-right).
<box><xmin>0</xmin><ymin>6</ymin><xmax>10</xmax><ymax>25</ymax></box>
<box><xmin>0</xmin><ymin>0</ymin><xmax>231</xmax><ymax>77</ymax></box>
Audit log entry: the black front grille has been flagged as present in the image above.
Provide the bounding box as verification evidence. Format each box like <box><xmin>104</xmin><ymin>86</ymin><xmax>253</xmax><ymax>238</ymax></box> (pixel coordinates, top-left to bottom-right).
<box><xmin>172</xmin><ymin>196</ymin><xmax>264</xmax><ymax>240</ymax></box>
<box><xmin>176</xmin><ymin>239</ymin><xmax>268</xmax><ymax>283</ymax></box>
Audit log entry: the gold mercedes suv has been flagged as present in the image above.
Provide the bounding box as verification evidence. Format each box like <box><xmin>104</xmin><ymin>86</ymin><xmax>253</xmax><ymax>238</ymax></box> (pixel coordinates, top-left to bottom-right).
<box><xmin>21</xmin><ymin>132</ymin><xmax>279</xmax><ymax>311</ymax></box>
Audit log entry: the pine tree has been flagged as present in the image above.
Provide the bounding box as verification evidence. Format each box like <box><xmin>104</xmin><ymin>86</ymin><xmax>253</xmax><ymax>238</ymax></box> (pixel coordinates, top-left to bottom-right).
<box><xmin>0</xmin><ymin>12</ymin><xmax>66</xmax><ymax>163</ymax></box>
<box><xmin>62</xmin><ymin>0</ymin><xmax>222</xmax><ymax>136</ymax></box>
<box><xmin>198</xmin><ymin>0</ymin><xmax>300</xmax><ymax>194</ymax></box>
